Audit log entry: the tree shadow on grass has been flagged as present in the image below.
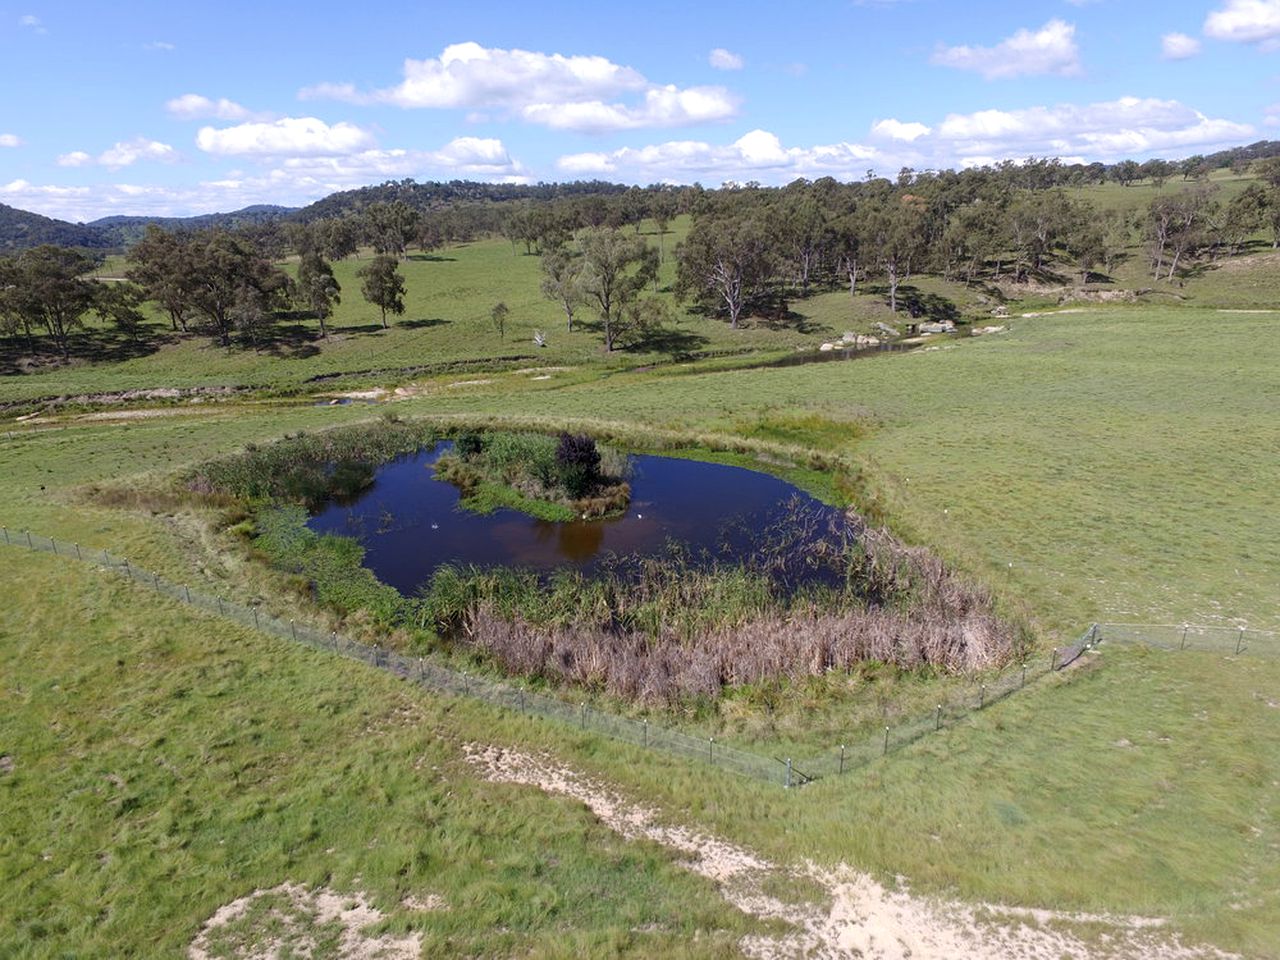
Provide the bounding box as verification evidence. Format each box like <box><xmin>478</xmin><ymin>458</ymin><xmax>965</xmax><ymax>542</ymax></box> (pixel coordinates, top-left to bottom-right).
<box><xmin>624</xmin><ymin>324</ymin><xmax>710</xmax><ymax>359</ymax></box>
<box><xmin>398</xmin><ymin>317</ymin><xmax>452</xmax><ymax>330</ymax></box>
<box><xmin>405</xmin><ymin>253</ymin><xmax>458</xmax><ymax>262</ymax></box>
<box><xmin>0</xmin><ymin>329</ymin><xmax>168</xmax><ymax>376</ymax></box>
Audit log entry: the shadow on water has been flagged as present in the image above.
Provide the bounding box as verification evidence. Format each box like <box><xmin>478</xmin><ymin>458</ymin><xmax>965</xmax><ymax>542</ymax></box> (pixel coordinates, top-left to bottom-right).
<box><xmin>306</xmin><ymin>442</ymin><xmax>851</xmax><ymax>596</ymax></box>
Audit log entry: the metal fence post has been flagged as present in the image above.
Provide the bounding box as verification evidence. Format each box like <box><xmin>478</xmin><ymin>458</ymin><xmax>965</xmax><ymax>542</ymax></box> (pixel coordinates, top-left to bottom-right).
<box><xmin>290</xmin><ymin>619</ymin><xmax>297</xmax><ymax>641</ymax></box>
<box><xmin>883</xmin><ymin>725</ymin><xmax>890</xmax><ymax>756</ymax></box>
<box><xmin>579</xmin><ymin>702</ymin><xmax>586</xmax><ymax>729</ymax></box>
<box><xmin>50</xmin><ymin>538</ymin><xmax>57</xmax><ymax>555</ymax></box>
<box><xmin>184</xmin><ymin>584</ymin><xmax>191</xmax><ymax>603</ymax></box>
<box><xmin>1050</xmin><ymin>647</ymin><xmax>1058</xmax><ymax>671</ymax></box>
<box><xmin>252</xmin><ymin>607</ymin><xmax>259</xmax><ymax>629</ymax></box>
<box><xmin>708</xmin><ymin>737</ymin><xmax>714</xmax><ymax>763</ymax></box>
<box><xmin>1021</xmin><ymin>664</ymin><xmax>1027</xmax><ymax>687</ymax></box>
<box><xmin>1</xmin><ymin>527</ymin><xmax>8</xmax><ymax>545</ymax></box>
<box><xmin>935</xmin><ymin>704</ymin><xmax>942</xmax><ymax>731</ymax></box>
<box><xmin>1180</xmin><ymin>625</ymin><xmax>1188</xmax><ymax>650</ymax></box>
<box><xmin>643</xmin><ymin>718</ymin><xmax>649</xmax><ymax>747</ymax></box>
<box><xmin>519</xmin><ymin>689</ymin><xmax>525</xmax><ymax>714</ymax></box>
<box><xmin>74</xmin><ymin>542</ymin><xmax>81</xmax><ymax>560</ymax></box>
<box><xmin>152</xmin><ymin>572</ymin><xmax>160</xmax><ymax>592</ymax></box>
<box><xmin>216</xmin><ymin>596</ymin><xmax>224</xmax><ymax>616</ymax></box>
<box><xmin>1236</xmin><ymin>628</ymin><xmax>1245</xmax><ymax>655</ymax></box>
<box><xmin>839</xmin><ymin>744</ymin><xmax>846</xmax><ymax>775</ymax></box>
<box><xmin>979</xmin><ymin>684</ymin><xmax>986</xmax><ymax>709</ymax></box>
<box><xmin>26</xmin><ymin>530</ymin><xmax>33</xmax><ymax>549</ymax></box>
<box><xmin>785</xmin><ymin>758</ymin><xmax>792</xmax><ymax>789</ymax></box>
<box><xmin>123</xmin><ymin>557</ymin><xmax>130</xmax><ymax>577</ymax></box>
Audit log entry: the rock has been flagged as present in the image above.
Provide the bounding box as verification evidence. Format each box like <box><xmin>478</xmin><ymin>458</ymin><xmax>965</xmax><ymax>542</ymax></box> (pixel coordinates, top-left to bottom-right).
<box><xmin>819</xmin><ymin>342</ymin><xmax>835</xmax><ymax>352</ymax></box>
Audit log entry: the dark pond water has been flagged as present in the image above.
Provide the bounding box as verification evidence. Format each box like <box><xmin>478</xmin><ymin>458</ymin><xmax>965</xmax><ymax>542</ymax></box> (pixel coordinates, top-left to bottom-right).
<box><xmin>306</xmin><ymin>442</ymin><xmax>850</xmax><ymax>596</ymax></box>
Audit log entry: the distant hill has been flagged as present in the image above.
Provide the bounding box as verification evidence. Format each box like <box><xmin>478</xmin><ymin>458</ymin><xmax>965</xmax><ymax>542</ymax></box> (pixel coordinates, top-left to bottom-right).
<box><xmin>0</xmin><ymin>202</ymin><xmax>115</xmax><ymax>252</ymax></box>
<box><xmin>0</xmin><ymin>203</ymin><xmax>298</xmax><ymax>254</ymax></box>
<box><xmin>88</xmin><ymin>204</ymin><xmax>297</xmax><ymax>246</ymax></box>
<box><xmin>293</xmin><ymin>179</ymin><xmax>631</xmax><ymax>221</ymax></box>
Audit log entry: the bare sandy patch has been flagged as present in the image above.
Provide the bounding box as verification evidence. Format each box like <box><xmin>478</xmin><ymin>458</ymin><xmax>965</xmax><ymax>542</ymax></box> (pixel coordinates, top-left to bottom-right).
<box><xmin>446</xmin><ymin>379</ymin><xmax>494</xmax><ymax>388</ymax></box>
<box><xmin>188</xmin><ymin>884</ymin><xmax>421</xmax><ymax>960</ymax></box>
<box><xmin>464</xmin><ymin>744</ymin><xmax>1236</xmax><ymax>960</ymax></box>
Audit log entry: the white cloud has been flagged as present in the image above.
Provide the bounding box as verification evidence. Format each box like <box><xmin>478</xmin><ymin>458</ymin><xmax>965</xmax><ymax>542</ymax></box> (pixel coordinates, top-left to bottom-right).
<box><xmin>2</xmin><ymin>134</ymin><xmax>529</xmax><ymax>221</ymax></box>
<box><xmin>19</xmin><ymin>13</ymin><xmax>46</xmax><ymax>33</ymax></box>
<box><xmin>0</xmin><ymin>133</ymin><xmax>22</xmax><ymax>148</ymax></box>
<box><xmin>98</xmin><ymin>137</ymin><xmax>180</xmax><ymax>169</ymax></box>
<box><xmin>302</xmin><ymin>41</ymin><xmax>740</xmax><ymax>132</ymax></box>
<box><xmin>708</xmin><ymin>48</ymin><xmax>744</xmax><ymax>70</ymax></box>
<box><xmin>558</xmin><ymin>129</ymin><xmax>881</xmax><ymax>184</ymax></box>
<box><xmin>871</xmin><ymin>118</ymin><xmax>932</xmax><ymax>142</ymax></box>
<box><xmin>555</xmin><ymin>96</ymin><xmax>1252</xmax><ymax>186</ymax></box>
<box><xmin>933</xmin><ymin>19</ymin><xmax>1081</xmax><ymax>79</ymax></box>
<box><xmin>56</xmin><ymin>150</ymin><xmax>93</xmax><ymax>167</ymax></box>
<box><xmin>932</xmin><ymin>96</ymin><xmax>1253</xmax><ymax>161</ymax></box>
<box><xmin>1161</xmin><ymin>32</ymin><xmax>1202</xmax><ymax>59</ymax></box>
<box><xmin>195</xmin><ymin>117</ymin><xmax>376</xmax><ymax>157</ymax></box>
<box><xmin>166</xmin><ymin>94</ymin><xmax>259</xmax><ymax>121</ymax></box>
<box><xmin>145</xmin><ymin>40</ymin><xmax>175</xmax><ymax>51</ymax></box>
<box><xmin>521</xmin><ymin>84</ymin><xmax>737</xmax><ymax>133</ymax></box>
<box><xmin>56</xmin><ymin>138</ymin><xmax>179</xmax><ymax>170</ymax></box>
<box><xmin>1204</xmin><ymin>0</ymin><xmax>1280</xmax><ymax>44</ymax></box>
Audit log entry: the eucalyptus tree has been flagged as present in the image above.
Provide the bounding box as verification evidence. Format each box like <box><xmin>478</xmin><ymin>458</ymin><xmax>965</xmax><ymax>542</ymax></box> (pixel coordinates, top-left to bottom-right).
<box><xmin>296</xmin><ymin>250</ymin><xmax>341</xmax><ymax>338</ymax></box>
<box><xmin>126</xmin><ymin>225</ymin><xmax>196</xmax><ymax>332</ymax></box>
<box><xmin>577</xmin><ymin>226</ymin><xmax>658</xmax><ymax>351</ymax></box>
<box><xmin>675</xmin><ymin>213</ymin><xmax>775</xmax><ymax>328</ymax></box>
<box><xmin>9</xmin><ymin>245</ymin><xmax>98</xmax><ymax>359</ymax></box>
<box><xmin>186</xmin><ymin>230</ymin><xmax>292</xmax><ymax>346</ymax></box>
<box><xmin>357</xmin><ymin>254</ymin><xmax>406</xmax><ymax>328</ymax></box>
<box><xmin>539</xmin><ymin>245</ymin><xmax>584</xmax><ymax>332</ymax></box>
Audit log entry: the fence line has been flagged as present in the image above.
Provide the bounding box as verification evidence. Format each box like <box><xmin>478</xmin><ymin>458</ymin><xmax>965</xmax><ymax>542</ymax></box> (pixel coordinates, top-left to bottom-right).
<box><xmin>2</xmin><ymin>526</ymin><xmax>1095</xmax><ymax>788</ymax></box>
<box><xmin>1095</xmin><ymin>622</ymin><xmax>1278</xmax><ymax>657</ymax></box>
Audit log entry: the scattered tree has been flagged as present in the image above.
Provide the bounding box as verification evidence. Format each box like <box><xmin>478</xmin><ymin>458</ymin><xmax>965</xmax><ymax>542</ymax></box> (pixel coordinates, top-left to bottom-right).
<box><xmin>357</xmin><ymin>254</ymin><xmax>406</xmax><ymax>328</ymax></box>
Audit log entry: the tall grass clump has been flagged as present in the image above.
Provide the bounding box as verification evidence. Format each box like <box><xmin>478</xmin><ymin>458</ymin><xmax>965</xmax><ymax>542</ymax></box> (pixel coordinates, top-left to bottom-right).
<box><xmin>433</xmin><ymin>429</ymin><xmax>631</xmax><ymax>520</ymax></box>
<box><xmin>419</xmin><ymin>511</ymin><xmax>1019</xmax><ymax>705</ymax></box>
<box><xmin>187</xmin><ymin>418</ymin><xmax>436</xmax><ymax>505</ymax></box>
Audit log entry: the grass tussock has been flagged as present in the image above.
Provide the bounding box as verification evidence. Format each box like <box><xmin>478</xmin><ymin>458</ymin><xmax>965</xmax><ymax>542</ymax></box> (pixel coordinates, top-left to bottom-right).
<box><xmin>434</xmin><ymin>430</ymin><xmax>632</xmax><ymax>520</ymax></box>
<box><xmin>421</xmin><ymin>523</ymin><xmax>1018</xmax><ymax>706</ymax></box>
<box><xmin>186</xmin><ymin>417</ymin><xmax>436</xmax><ymax>505</ymax></box>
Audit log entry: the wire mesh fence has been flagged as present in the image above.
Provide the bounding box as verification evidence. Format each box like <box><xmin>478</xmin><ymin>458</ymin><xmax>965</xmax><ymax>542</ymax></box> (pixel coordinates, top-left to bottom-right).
<box><xmin>1095</xmin><ymin>622</ymin><xmax>1278</xmax><ymax>657</ymax></box>
<box><xmin>3</xmin><ymin>525</ymin><xmax>1097</xmax><ymax>788</ymax></box>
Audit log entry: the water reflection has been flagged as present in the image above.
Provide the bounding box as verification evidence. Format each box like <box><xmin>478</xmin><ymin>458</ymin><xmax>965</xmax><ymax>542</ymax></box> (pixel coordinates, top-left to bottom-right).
<box><xmin>306</xmin><ymin>442</ymin><xmax>848</xmax><ymax>596</ymax></box>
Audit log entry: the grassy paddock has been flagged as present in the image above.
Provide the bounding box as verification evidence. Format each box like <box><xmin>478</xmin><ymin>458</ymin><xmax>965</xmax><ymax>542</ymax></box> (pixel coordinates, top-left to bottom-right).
<box><xmin>2</xmin><ymin>550</ymin><xmax>1277</xmax><ymax>957</ymax></box>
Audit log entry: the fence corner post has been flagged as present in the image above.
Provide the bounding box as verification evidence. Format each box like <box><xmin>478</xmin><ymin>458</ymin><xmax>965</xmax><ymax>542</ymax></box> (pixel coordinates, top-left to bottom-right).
<box><xmin>785</xmin><ymin>757</ymin><xmax>792</xmax><ymax>789</ymax></box>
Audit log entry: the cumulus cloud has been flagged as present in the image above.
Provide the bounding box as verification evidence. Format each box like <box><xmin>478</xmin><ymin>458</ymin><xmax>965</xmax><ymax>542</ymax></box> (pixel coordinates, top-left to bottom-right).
<box><xmin>558</xmin><ymin>129</ymin><xmax>880</xmax><ymax>184</ymax></box>
<box><xmin>1204</xmin><ymin>0</ymin><xmax>1280</xmax><ymax>44</ymax></box>
<box><xmin>19</xmin><ymin>13</ymin><xmax>46</xmax><ymax>33</ymax></box>
<box><xmin>708</xmin><ymin>48</ymin><xmax>744</xmax><ymax>70</ymax></box>
<box><xmin>871</xmin><ymin>118</ymin><xmax>932</xmax><ymax>142</ymax></box>
<box><xmin>166</xmin><ymin>93</ymin><xmax>262</xmax><ymax>121</ymax></box>
<box><xmin>0</xmin><ymin>134</ymin><xmax>22</xmax><ymax>148</ymax></box>
<box><xmin>1161</xmin><ymin>32</ymin><xmax>1202</xmax><ymax>59</ymax></box>
<box><xmin>56</xmin><ymin>138</ymin><xmax>179</xmax><ymax>170</ymax></box>
<box><xmin>195</xmin><ymin>117</ymin><xmax>376</xmax><ymax>157</ymax></box>
<box><xmin>933</xmin><ymin>19</ymin><xmax>1082</xmax><ymax>79</ymax></box>
<box><xmin>301</xmin><ymin>41</ymin><xmax>739</xmax><ymax>132</ymax></box>
<box><xmin>555</xmin><ymin>96</ymin><xmax>1252</xmax><ymax>186</ymax></box>
<box><xmin>4</xmin><ymin>133</ymin><xmax>529</xmax><ymax>221</ymax></box>
<box><xmin>932</xmin><ymin>96</ymin><xmax>1253</xmax><ymax>160</ymax></box>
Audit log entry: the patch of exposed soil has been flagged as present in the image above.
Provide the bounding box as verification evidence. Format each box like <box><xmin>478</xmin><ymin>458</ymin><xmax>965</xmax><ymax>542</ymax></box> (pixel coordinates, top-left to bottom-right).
<box><xmin>188</xmin><ymin>884</ymin><xmax>423</xmax><ymax>960</ymax></box>
<box><xmin>464</xmin><ymin>744</ymin><xmax>1237</xmax><ymax>960</ymax></box>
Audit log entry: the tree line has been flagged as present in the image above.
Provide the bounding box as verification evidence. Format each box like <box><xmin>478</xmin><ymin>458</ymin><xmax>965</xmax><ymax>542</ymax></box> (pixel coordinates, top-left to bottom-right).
<box><xmin>4</xmin><ymin>150</ymin><xmax>1280</xmax><ymax>360</ymax></box>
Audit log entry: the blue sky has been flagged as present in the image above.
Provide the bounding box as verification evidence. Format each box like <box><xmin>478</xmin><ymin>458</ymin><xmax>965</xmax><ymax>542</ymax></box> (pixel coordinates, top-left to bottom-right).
<box><xmin>1</xmin><ymin>0</ymin><xmax>1276</xmax><ymax>220</ymax></box>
